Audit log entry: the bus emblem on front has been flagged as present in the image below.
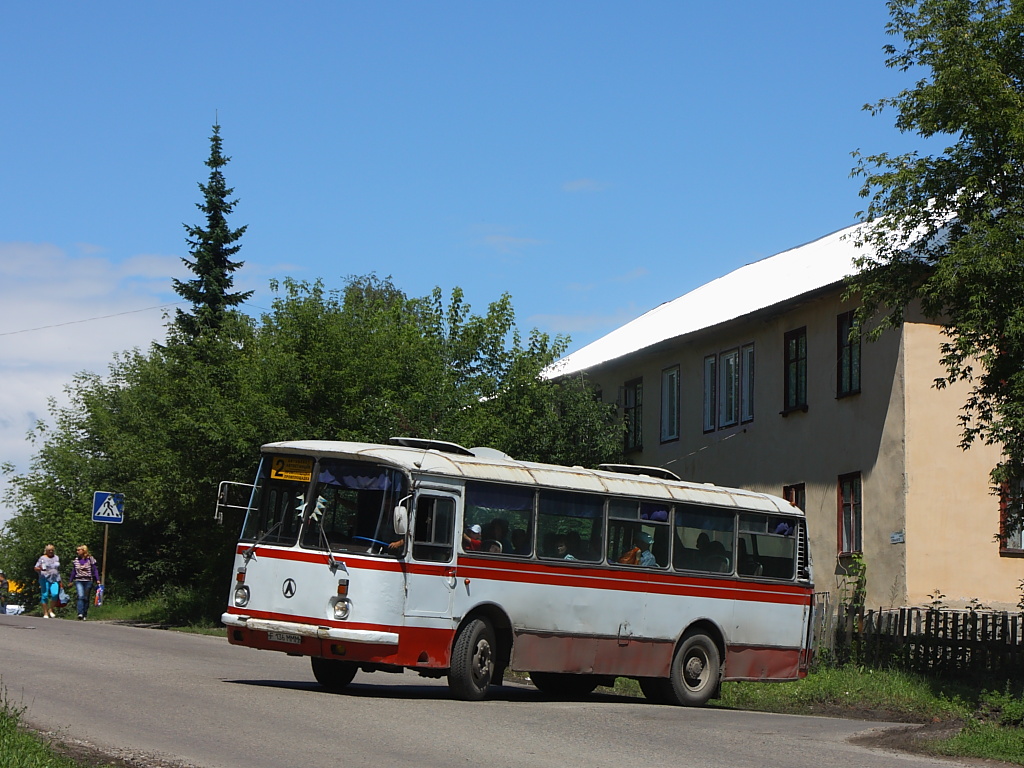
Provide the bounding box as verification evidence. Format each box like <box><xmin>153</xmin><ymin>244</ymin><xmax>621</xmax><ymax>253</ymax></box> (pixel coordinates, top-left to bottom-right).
<box><xmin>282</xmin><ymin>579</ymin><xmax>297</xmax><ymax>598</ymax></box>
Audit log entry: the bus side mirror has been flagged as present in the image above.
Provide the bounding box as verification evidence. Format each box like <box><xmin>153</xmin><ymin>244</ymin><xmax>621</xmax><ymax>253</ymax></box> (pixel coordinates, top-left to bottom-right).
<box><xmin>393</xmin><ymin>504</ymin><xmax>409</xmax><ymax>536</ymax></box>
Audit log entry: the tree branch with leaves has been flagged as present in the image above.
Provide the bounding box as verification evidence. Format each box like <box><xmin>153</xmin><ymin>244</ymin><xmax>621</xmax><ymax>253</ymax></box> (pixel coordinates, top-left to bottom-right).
<box><xmin>849</xmin><ymin>0</ymin><xmax>1024</xmax><ymax>519</ymax></box>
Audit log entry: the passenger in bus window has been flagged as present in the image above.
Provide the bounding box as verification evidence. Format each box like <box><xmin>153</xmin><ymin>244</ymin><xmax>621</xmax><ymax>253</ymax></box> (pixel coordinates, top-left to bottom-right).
<box><xmin>510</xmin><ymin>528</ymin><xmax>530</xmax><ymax>555</ymax></box>
<box><xmin>703</xmin><ymin>540</ymin><xmax>730</xmax><ymax>572</ymax></box>
<box><xmin>463</xmin><ymin>524</ymin><xmax>482</xmax><ymax>551</ymax></box>
<box><xmin>618</xmin><ymin>531</ymin><xmax>657</xmax><ymax>567</ymax></box>
<box><xmin>485</xmin><ymin>518</ymin><xmax>513</xmax><ymax>552</ymax></box>
<box><xmin>634</xmin><ymin>532</ymin><xmax>657</xmax><ymax>566</ymax></box>
<box><xmin>555</xmin><ymin>536</ymin><xmax>577</xmax><ymax>560</ymax></box>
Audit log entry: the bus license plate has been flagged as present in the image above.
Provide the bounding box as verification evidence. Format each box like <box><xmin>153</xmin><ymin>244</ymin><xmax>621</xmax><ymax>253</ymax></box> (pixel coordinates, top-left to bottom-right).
<box><xmin>268</xmin><ymin>631</ymin><xmax>302</xmax><ymax>645</ymax></box>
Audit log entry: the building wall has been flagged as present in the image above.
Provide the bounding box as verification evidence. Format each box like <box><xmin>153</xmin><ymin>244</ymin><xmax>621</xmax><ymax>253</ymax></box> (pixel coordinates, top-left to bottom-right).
<box><xmin>581</xmin><ymin>288</ymin><xmax>1020</xmax><ymax>610</ymax></box>
<box><xmin>902</xmin><ymin>321</ymin><xmax>1017</xmax><ymax>608</ymax></box>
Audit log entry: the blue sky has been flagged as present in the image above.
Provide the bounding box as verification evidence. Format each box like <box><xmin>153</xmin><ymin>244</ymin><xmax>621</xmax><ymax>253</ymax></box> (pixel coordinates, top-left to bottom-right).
<box><xmin>0</xmin><ymin>2</ymin><xmax>924</xmax><ymax>523</ymax></box>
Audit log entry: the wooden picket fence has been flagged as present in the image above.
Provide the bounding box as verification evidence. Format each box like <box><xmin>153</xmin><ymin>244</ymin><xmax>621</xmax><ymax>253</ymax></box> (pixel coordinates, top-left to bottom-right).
<box><xmin>831</xmin><ymin>605</ymin><xmax>1024</xmax><ymax>677</ymax></box>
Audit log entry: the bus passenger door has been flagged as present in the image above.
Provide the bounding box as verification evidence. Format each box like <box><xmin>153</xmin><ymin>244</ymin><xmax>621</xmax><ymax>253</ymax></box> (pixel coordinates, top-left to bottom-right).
<box><xmin>403</xmin><ymin>494</ymin><xmax>457</xmax><ymax>618</ymax></box>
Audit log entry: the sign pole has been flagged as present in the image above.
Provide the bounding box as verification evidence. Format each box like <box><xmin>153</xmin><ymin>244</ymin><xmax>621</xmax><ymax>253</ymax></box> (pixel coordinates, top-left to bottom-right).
<box><xmin>101</xmin><ymin>523</ymin><xmax>110</xmax><ymax>585</ymax></box>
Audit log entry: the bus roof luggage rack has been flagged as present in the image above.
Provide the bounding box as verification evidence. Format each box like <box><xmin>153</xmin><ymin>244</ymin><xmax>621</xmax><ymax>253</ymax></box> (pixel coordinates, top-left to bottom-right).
<box><xmin>598</xmin><ymin>464</ymin><xmax>682</xmax><ymax>482</ymax></box>
<box><xmin>389</xmin><ymin>437</ymin><xmax>475</xmax><ymax>456</ymax></box>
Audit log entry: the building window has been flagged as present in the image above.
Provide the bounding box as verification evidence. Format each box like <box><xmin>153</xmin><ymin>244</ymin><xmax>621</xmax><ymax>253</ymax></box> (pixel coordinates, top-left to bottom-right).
<box><xmin>999</xmin><ymin>478</ymin><xmax>1024</xmax><ymax>553</ymax></box>
<box><xmin>702</xmin><ymin>355</ymin><xmax>716</xmax><ymax>433</ymax></box>
<box><xmin>837</xmin><ymin>311</ymin><xmax>861</xmax><ymax>397</ymax></box>
<box><xmin>719</xmin><ymin>348</ymin><xmax>739</xmax><ymax>427</ymax></box>
<box><xmin>660</xmin><ymin>366</ymin><xmax>679</xmax><ymax>443</ymax></box>
<box><xmin>783</xmin><ymin>483</ymin><xmax>806</xmax><ymax>511</ymax></box>
<box><xmin>741</xmin><ymin>343</ymin><xmax>755</xmax><ymax>423</ymax></box>
<box><xmin>838</xmin><ymin>472</ymin><xmax>862</xmax><ymax>554</ymax></box>
<box><xmin>703</xmin><ymin>343</ymin><xmax>755</xmax><ymax>433</ymax></box>
<box><xmin>784</xmin><ymin>327</ymin><xmax>808</xmax><ymax>412</ymax></box>
<box><xmin>623</xmin><ymin>378</ymin><xmax>643</xmax><ymax>452</ymax></box>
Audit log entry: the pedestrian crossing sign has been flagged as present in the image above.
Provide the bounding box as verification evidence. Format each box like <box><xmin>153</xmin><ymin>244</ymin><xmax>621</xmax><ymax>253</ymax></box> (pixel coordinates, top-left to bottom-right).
<box><xmin>92</xmin><ymin>491</ymin><xmax>125</xmax><ymax>524</ymax></box>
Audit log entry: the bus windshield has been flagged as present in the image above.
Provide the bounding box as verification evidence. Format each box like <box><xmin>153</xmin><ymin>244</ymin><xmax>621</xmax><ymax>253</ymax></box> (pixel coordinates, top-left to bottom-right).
<box><xmin>239</xmin><ymin>454</ymin><xmax>408</xmax><ymax>556</ymax></box>
<box><xmin>239</xmin><ymin>456</ymin><xmax>307</xmax><ymax>546</ymax></box>
<box><xmin>299</xmin><ymin>458</ymin><xmax>408</xmax><ymax>555</ymax></box>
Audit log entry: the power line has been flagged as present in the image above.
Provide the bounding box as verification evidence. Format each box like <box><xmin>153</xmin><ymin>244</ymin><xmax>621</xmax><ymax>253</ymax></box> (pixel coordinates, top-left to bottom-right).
<box><xmin>0</xmin><ymin>303</ymin><xmax>184</xmax><ymax>337</ymax></box>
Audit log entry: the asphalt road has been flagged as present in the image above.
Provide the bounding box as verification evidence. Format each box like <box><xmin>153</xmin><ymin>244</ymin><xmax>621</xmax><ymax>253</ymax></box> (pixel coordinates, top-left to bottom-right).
<box><xmin>0</xmin><ymin>613</ymin><xmax>977</xmax><ymax>768</ymax></box>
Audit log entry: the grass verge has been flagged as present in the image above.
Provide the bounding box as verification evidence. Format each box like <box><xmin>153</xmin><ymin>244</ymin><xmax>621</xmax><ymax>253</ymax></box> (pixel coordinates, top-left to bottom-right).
<box><xmin>0</xmin><ymin>690</ymin><xmax>81</xmax><ymax>768</ymax></box>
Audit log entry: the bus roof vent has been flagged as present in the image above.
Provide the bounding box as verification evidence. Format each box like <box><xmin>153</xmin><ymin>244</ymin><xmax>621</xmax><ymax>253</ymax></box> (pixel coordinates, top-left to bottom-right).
<box><xmin>469</xmin><ymin>446</ymin><xmax>515</xmax><ymax>461</ymax></box>
<box><xmin>388</xmin><ymin>437</ymin><xmax>474</xmax><ymax>456</ymax></box>
<box><xmin>598</xmin><ymin>464</ymin><xmax>682</xmax><ymax>482</ymax></box>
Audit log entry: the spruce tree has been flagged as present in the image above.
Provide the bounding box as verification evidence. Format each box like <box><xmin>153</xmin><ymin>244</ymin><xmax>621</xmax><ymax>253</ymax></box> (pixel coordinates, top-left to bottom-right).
<box><xmin>174</xmin><ymin>123</ymin><xmax>252</xmax><ymax>338</ymax></box>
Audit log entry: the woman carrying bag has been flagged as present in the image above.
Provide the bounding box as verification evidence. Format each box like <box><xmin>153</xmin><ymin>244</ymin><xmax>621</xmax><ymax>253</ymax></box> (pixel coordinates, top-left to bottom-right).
<box><xmin>69</xmin><ymin>545</ymin><xmax>101</xmax><ymax>620</ymax></box>
<box><xmin>34</xmin><ymin>544</ymin><xmax>61</xmax><ymax>618</ymax></box>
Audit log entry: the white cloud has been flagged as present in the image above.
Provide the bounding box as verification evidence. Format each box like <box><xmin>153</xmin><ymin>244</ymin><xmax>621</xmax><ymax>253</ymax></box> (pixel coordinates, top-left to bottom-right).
<box><xmin>0</xmin><ymin>242</ymin><xmax>188</xmax><ymax>526</ymax></box>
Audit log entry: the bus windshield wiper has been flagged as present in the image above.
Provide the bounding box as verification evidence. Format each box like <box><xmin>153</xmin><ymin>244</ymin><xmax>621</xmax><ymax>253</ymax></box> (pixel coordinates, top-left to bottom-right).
<box><xmin>242</xmin><ymin>520</ymin><xmax>284</xmax><ymax>564</ymax></box>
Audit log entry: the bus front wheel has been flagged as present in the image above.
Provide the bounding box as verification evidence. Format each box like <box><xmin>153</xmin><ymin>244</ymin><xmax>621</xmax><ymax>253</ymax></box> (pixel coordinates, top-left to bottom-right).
<box><xmin>448</xmin><ymin>618</ymin><xmax>496</xmax><ymax>701</ymax></box>
<box><xmin>667</xmin><ymin>631</ymin><xmax>720</xmax><ymax>706</ymax></box>
<box><xmin>311</xmin><ymin>657</ymin><xmax>358</xmax><ymax>692</ymax></box>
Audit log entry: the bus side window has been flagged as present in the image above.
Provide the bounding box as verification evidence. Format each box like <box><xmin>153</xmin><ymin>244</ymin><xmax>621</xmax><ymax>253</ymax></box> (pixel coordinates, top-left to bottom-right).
<box><xmin>739</xmin><ymin>512</ymin><xmax>797</xmax><ymax>579</ymax></box>
<box><xmin>411</xmin><ymin>496</ymin><xmax>455</xmax><ymax>563</ymax></box>
<box><xmin>608</xmin><ymin>501</ymin><xmax>669</xmax><ymax>568</ymax></box>
<box><xmin>674</xmin><ymin>505</ymin><xmax>735</xmax><ymax>574</ymax></box>
<box><xmin>465</xmin><ymin>481</ymin><xmax>535</xmax><ymax>557</ymax></box>
<box><xmin>537</xmin><ymin>490</ymin><xmax>603</xmax><ymax>562</ymax></box>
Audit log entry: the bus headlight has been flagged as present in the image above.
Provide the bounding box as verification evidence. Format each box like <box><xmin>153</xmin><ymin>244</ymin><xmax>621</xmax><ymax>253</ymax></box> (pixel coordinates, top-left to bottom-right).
<box><xmin>233</xmin><ymin>585</ymin><xmax>250</xmax><ymax>608</ymax></box>
<box><xmin>333</xmin><ymin>599</ymin><xmax>350</xmax><ymax>620</ymax></box>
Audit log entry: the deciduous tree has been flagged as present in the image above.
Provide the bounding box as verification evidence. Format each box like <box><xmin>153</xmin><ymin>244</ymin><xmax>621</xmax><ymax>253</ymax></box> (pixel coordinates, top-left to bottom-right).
<box><xmin>850</xmin><ymin>0</ymin><xmax>1024</xmax><ymax>532</ymax></box>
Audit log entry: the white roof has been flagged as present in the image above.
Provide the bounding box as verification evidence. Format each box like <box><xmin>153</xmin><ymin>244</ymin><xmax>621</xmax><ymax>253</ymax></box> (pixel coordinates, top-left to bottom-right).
<box><xmin>264</xmin><ymin>439</ymin><xmax>801</xmax><ymax>515</ymax></box>
<box><xmin>548</xmin><ymin>221</ymin><xmax>864</xmax><ymax>377</ymax></box>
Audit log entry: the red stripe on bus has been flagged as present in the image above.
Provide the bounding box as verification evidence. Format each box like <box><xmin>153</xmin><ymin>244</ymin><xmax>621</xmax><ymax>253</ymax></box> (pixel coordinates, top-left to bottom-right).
<box><xmin>234</xmin><ymin>547</ymin><xmax>814</xmax><ymax>606</ymax></box>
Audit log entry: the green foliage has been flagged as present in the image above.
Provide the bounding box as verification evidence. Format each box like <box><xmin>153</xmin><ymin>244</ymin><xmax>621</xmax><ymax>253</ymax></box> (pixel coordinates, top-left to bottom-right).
<box><xmin>173</xmin><ymin>123</ymin><xmax>253</xmax><ymax>339</ymax></box>
<box><xmin>0</xmin><ymin>272</ymin><xmax>621</xmax><ymax>620</ymax></box>
<box><xmin>837</xmin><ymin>553</ymin><xmax>868</xmax><ymax>610</ymax></box>
<box><xmin>849</xmin><ymin>1</ymin><xmax>1024</xmax><ymax>510</ymax></box>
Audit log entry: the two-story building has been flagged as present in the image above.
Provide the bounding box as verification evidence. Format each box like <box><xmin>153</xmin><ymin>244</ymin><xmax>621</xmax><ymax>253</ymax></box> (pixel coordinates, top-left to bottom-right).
<box><xmin>549</xmin><ymin>223</ymin><xmax>1022</xmax><ymax>610</ymax></box>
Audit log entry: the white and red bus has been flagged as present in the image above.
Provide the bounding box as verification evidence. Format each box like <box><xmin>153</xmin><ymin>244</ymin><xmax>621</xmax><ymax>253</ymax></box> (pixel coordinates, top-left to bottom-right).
<box><xmin>220</xmin><ymin>438</ymin><xmax>814</xmax><ymax>705</ymax></box>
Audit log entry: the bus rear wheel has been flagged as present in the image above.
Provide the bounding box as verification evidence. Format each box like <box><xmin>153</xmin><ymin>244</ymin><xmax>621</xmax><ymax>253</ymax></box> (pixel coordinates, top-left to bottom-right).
<box><xmin>448</xmin><ymin>618</ymin><xmax>496</xmax><ymax>701</ymax></box>
<box><xmin>666</xmin><ymin>631</ymin><xmax>720</xmax><ymax>706</ymax></box>
<box><xmin>529</xmin><ymin>672</ymin><xmax>600</xmax><ymax>698</ymax></box>
<box><xmin>311</xmin><ymin>657</ymin><xmax>358</xmax><ymax>692</ymax></box>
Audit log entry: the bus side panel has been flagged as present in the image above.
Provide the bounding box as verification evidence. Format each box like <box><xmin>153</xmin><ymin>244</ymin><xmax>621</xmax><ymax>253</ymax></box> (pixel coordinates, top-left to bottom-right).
<box><xmin>722</xmin><ymin>645</ymin><xmax>803</xmax><ymax>681</ymax></box>
<box><xmin>510</xmin><ymin>631</ymin><xmax>674</xmax><ymax>677</ymax></box>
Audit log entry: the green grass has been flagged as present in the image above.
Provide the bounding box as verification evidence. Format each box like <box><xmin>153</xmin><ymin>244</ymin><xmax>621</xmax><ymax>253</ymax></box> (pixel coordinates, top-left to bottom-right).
<box><xmin>0</xmin><ymin>691</ymin><xmax>82</xmax><ymax>768</ymax></box>
<box><xmin>713</xmin><ymin>664</ymin><xmax>974</xmax><ymax>721</ymax></box>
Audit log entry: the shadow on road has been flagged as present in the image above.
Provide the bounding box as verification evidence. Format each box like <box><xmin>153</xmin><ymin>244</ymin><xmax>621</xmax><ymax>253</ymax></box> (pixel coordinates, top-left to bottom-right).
<box><xmin>221</xmin><ymin>677</ymin><xmax>641</xmax><ymax>705</ymax></box>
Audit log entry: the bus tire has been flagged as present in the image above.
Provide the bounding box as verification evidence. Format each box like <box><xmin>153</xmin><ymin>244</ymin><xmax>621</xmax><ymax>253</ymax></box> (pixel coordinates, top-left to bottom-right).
<box><xmin>311</xmin><ymin>657</ymin><xmax>358</xmax><ymax>692</ymax></box>
<box><xmin>530</xmin><ymin>671</ymin><xmax>600</xmax><ymax>698</ymax></box>
<box><xmin>666</xmin><ymin>631</ymin><xmax>721</xmax><ymax>707</ymax></box>
<box><xmin>448</xmin><ymin>618</ymin><xmax>496</xmax><ymax>701</ymax></box>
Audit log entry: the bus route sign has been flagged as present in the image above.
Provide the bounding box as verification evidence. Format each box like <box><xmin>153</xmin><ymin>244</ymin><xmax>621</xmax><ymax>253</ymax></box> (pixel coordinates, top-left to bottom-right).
<box><xmin>92</xmin><ymin>491</ymin><xmax>125</xmax><ymax>524</ymax></box>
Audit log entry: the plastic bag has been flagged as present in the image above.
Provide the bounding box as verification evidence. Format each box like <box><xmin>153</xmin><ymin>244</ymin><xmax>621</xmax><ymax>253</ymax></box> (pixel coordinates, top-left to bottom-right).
<box><xmin>94</xmin><ymin>584</ymin><xmax>104</xmax><ymax>606</ymax></box>
<box><xmin>58</xmin><ymin>588</ymin><xmax>70</xmax><ymax>607</ymax></box>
